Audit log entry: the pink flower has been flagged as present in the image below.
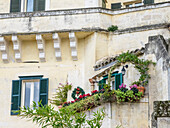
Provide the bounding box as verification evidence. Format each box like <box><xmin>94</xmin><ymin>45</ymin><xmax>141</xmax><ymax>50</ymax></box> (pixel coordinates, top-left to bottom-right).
<box><xmin>119</xmin><ymin>83</ymin><xmax>127</xmax><ymax>89</ymax></box>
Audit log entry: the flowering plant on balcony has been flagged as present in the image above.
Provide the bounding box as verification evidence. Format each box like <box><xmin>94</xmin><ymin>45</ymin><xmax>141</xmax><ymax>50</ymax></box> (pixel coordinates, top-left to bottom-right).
<box><xmin>91</xmin><ymin>90</ymin><xmax>99</xmax><ymax>95</ymax></box>
<box><xmin>119</xmin><ymin>83</ymin><xmax>128</xmax><ymax>93</ymax></box>
<box><xmin>130</xmin><ymin>84</ymin><xmax>139</xmax><ymax>94</ymax></box>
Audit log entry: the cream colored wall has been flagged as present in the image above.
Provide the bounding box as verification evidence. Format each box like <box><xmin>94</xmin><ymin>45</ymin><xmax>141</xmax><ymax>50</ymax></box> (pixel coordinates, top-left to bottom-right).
<box><xmin>108</xmin><ymin>29</ymin><xmax>170</xmax><ymax>56</ymax></box>
<box><xmin>0</xmin><ymin>5</ymin><xmax>169</xmax><ymax>35</ymax></box>
<box><xmin>0</xmin><ymin>0</ymin><xmax>102</xmax><ymax>13</ymax></box>
<box><xmin>50</xmin><ymin>0</ymin><xmax>85</xmax><ymax>10</ymax></box>
<box><xmin>0</xmin><ymin>0</ymin><xmax>10</xmax><ymax>13</ymax></box>
<box><xmin>0</xmin><ymin>13</ymin><xmax>112</xmax><ymax>34</ymax></box>
<box><xmin>112</xmin><ymin>7</ymin><xmax>170</xmax><ymax>29</ymax></box>
<box><xmin>0</xmin><ymin>34</ymin><xmax>90</xmax><ymax>127</ymax></box>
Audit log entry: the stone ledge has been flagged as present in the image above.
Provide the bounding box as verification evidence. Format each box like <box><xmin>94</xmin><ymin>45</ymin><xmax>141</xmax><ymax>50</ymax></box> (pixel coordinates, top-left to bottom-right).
<box><xmin>0</xmin><ymin>2</ymin><xmax>169</xmax><ymax>19</ymax></box>
<box><xmin>0</xmin><ymin>23</ymin><xmax>168</xmax><ymax>36</ymax></box>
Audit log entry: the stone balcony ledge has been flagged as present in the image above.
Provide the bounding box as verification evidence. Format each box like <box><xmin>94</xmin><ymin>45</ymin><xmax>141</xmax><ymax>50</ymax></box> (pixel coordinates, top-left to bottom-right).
<box><xmin>0</xmin><ymin>2</ymin><xmax>169</xmax><ymax>19</ymax></box>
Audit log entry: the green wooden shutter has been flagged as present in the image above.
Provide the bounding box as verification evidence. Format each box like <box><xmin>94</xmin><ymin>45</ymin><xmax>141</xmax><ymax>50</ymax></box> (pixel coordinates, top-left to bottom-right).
<box><xmin>11</xmin><ymin>80</ymin><xmax>21</xmax><ymax>115</ymax></box>
<box><xmin>98</xmin><ymin>79</ymin><xmax>106</xmax><ymax>90</ymax></box>
<box><xmin>144</xmin><ymin>0</ymin><xmax>154</xmax><ymax>5</ymax></box>
<box><xmin>102</xmin><ymin>0</ymin><xmax>106</xmax><ymax>8</ymax></box>
<box><xmin>34</xmin><ymin>0</ymin><xmax>46</xmax><ymax>11</ymax></box>
<box><xmin>39</xmin><ymin>78</ymin><xmax>48</xmax><ymax>106</ymax></box>
<box><xmin>111</xmin><ymin>3</ymin><xmax>122</xmax><ymax>9</ymax></box>
<box><xmin>115</xmin><ymin>73</ymin><xmax>123</xmax><ymax>90</ymax></box>
<box><xmin>10</xmin><ymin>0</ymin><xmax>21</xmax><ymax>12</ymax></box>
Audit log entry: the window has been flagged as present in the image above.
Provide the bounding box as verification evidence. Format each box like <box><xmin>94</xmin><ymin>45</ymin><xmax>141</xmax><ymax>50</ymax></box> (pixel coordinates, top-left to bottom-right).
<box><xmin>10</xmin><ymin>0</ymin><xmax>46</xmax><ymax>13</ymax></box>
<box><xmin>143</xmin><ymin>0</ymin><xmax>154</xmax><ymax>5</ymax></box>
<box><xmin>11</xmin><ymin>76</ymin><xmax>48</xmax><ymax>115</ymax></box>
<box><xmin>111</xmin><ymin>3</ymin><xmax>122</xmax><ymax>10</ymax></box>
<box><xmin>10</xmin><ymin>0</ymin><xmax>21</xmax><ymax>12</ymax></box>
<box><xmin>98</xmin><ymin>72</ymin><xmax>123</xmax><ymax>91</ymax></box>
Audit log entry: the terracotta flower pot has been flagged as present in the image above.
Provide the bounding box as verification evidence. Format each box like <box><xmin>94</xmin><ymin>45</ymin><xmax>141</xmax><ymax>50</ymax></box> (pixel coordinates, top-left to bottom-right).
<box><xmin>58</xmin><ymin>105</ymin><xmax>62</xmax><ymax>109</ymax></box>
<box><xmin>137</xmin><ymin>86</ymin><xmax>145</xmax><ymax>95</ymax></box>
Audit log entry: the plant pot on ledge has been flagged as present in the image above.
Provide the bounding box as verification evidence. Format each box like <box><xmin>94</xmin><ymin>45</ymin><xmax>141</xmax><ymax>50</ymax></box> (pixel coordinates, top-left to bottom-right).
<box><xmin>137</xmin><ymin>86</ymin><xmax>145</xmax><ymax>95</ymax></box>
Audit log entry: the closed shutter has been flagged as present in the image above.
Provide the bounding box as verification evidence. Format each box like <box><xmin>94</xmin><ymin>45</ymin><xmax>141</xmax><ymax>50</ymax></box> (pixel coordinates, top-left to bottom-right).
<box><xmin>10</xmin><ymin>0</ymin><xmax>21</xmax><ymax>12</ymax></box>
<box><xmin>39</xmin><ymin>78</ymin><xmax>48</xmax><ymax>106</ymax></box>
<box><xmin>34</xmin><ymin>0</ymin><xmax>46</xmax><ymax>11</ymax></box>
<box><xmin>144</xmin><ymin>0</ymin><xmax>154</xmax><ymax>5</ymax></box>
<box><xmin>111</xmin><ymin>3</ymin><xmax>122</xmax><ymax>9</ymax></box>
<box><xmin>98</xmin><ymin>79</ymin><xmax>106</xmax><ymax>90</ymax></box>
<box><xmin>115</xmin><ymin>73</ymin><xmax>123</xmax><ymax>90</ymax></box>
<box><xmin>11</xmin><ymin>80</ymin><xmax>21</xmax><ymax>115</ymax></box>
<box><xmin>102</xmin><ymin>0</ymin><xmax>106</xmax><ymax>8</ymax></box>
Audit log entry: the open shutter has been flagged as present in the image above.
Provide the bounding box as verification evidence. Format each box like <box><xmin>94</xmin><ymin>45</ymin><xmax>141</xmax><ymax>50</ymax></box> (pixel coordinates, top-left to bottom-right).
<box><xmin>39</xmin><ymin>78</ymin><xmax>48</xmax><ymax>106</ymax></box>
<box><xmin>98</xmin><ymin>79</ymin><xmax>106</xmax><ymax>90</ymax></box>
<box><xmin>10</xmin><ymin>0</ymin><xmax>21</xmax><ymax>12</ymax></box>
<box><xmin>144</xmin><ymin>0</ymin><xmax>154</xmax><ymax>5</ymax></box>
<box><xmin>11</xmin><ymin>80</ymin><xmax>21</xmax><ymax>115</ymax></box>
<box><xmin>115</xmin><ymin>73</ymin><xmax>123</xmax><ymax>90</ymax></box>
<box><xmin>111</xmin><ymin>3</ymin><xmax>122</xmax><ymax>9</ymax></box>
<box><xmin>34</xmin><ymin>0</ymin><xmax>46</xmax><ymax>11</ymax></box>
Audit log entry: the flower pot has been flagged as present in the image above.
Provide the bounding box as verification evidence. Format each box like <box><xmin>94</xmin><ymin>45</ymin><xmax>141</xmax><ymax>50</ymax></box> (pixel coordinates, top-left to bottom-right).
<box><xmin>137</xmin><ymin>86</ymin><xmax>145</xmax><ymax>95</ymax></box>
<box><xmin>58</xmin><ymin>105</ymin><xmax>62</xmax><ymax>109</ymax></box>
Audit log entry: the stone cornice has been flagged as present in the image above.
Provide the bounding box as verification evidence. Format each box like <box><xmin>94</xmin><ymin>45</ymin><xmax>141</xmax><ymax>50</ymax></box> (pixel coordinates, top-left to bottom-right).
<box><xmin>0</xmin><ymin>2</ymin><xmax>169</xmax><ymax>19</ymax></box>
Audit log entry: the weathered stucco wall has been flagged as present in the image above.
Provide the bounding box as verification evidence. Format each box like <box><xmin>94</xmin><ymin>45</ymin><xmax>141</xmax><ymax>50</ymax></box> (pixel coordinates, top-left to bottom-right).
<box><xmin>108</xmin><ymin>29</ymin><xmax>170</xmax><ymax>55</ymax></box>
<box><xmin>86</xmin><ymin>101</ymin><xmax>148</xmax><ymax>128</ymax></box>
<box><xmin>157</xmin><ymin>117</ymin><xmax>170</xmax><ymax>128</ymax></box>
<box><xmin>0</xmin><ymin>0</ymin><xmax>10</xmax><ymax>13</ymax></box>
<box><xmin>112</xmin><ymin>7</ymin><xmax>170</xmax><ymax>29</ymax></box>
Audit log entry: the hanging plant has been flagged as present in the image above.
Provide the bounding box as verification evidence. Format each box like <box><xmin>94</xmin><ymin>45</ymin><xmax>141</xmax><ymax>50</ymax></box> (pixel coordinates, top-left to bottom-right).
<box><xmin>71</xmin><ymin>86</ymin><xmax>85</xmax><ymax>100</ymax></box>
<box><xmin>108</xmin><ymin>51</ymin><xmax>156</xmax><ymax>87</ymax></box>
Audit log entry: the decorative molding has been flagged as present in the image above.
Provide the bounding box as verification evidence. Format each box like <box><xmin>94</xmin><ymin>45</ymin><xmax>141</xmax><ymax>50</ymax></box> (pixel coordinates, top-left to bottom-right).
<box><xmin>12</xmin><ymin>35</ymin><xmax>22</xmax><ymax>62</ymax></box>
<box><xmin>36</xmin><ymin>35</ymin><xmax>46</xmax><ymax>62</ymax></box>
<box><xmin>0</xmin><ymin>37</ymin><xmax>9</xmax><ymax>62</ymax></box>
<box><xmin>52</xmin><ymin>33</ymin><xmax>62</xmax><ymax>61</ymax></box>
<box><xmin>69</xmin><ymin>32</ymin><xmax>78</xmax><ymax>61</ymax></box>
<box><xmin>151</xmin><ymin>101</ymin><xmax>170</xmax><ymax>128</ymax></box>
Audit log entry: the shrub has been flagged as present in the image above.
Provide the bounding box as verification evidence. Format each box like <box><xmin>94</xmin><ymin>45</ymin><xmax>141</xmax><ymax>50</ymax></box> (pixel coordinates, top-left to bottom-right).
<box><xmin>108</xmin><ymin>25</ymin><xmax>118</xmax><ymax>32</ymax></box>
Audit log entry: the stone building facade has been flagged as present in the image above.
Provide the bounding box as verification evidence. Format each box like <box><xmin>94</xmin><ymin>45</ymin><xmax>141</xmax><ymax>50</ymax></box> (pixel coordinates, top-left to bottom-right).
<box><xmin>0</xmin><ymin>0</ymin><xmax>169</xmax><ymax>128</ymax></box>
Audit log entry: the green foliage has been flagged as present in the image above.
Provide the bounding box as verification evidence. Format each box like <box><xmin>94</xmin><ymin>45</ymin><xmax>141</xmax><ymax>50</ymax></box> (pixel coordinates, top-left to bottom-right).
<box><xmin>108</xmin><ymin>51</ymin><xmax>155</xmax><ymax>86</ymax></box>
<box><xmin>52</xmin><ymin>83</ymin><xmax>72</xmax><ymax>106</ymax></box>
<box><xmin>86</xmin><ymin>109</ymin><xmax>105</xmax><ymax>128</ymax></box>
<box><xmin>120</xmin><ymin>88</ymin><xmax>128</xmax><ymax>93</ymax></box>
<box><xmin>16</xmin><ymin>101</ymin><xmax>105</xmax><ymax>128</ymax></box>
<box><xmin>108</xmin><ymin>25</ymin><xmax>118</xmax><ymax>32</ymax></box>
<box><xmin>115</xmin><ymin>90</ymin><xmax>143</xmax><ymax>103</ymax></box>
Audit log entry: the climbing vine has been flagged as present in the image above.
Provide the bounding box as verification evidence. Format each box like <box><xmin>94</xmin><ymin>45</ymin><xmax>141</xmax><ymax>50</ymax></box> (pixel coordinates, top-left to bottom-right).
<box><xmin>108</xmin><ymin>51</ymin><xmax>156</xmax><ymax>86</ymax></box>
<box><xmin>71</xmin><ymin>86</ymin><xmax>85</xmax><ymax>100</ymax></box>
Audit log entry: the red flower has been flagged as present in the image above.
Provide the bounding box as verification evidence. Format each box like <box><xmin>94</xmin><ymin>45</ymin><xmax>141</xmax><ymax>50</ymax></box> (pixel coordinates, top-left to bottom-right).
<box><xmin>71</xmin><ymin>101</ymin><xmax>75</xmax><ymax>103</ymax></box>
<box><xmin>64</xmin><ymin>102</ymin><xmax>67</xmax><ymax>104</ymax></box>
<box><xmin>77</xmin><ymin>88</ymin><xmax>80</xmax><ymax>91</ymax></box>
<box><xmin>75</xmin><ymin>99</ymin><xmax>78</xmax><ymax>102</ymax></box>
<box><xmin>79</xmin><ymin>95</ymin><xmax>83</xmax><ymax>99</ymax></box>
<box><xmin>67</xmin><ymin>101</ymin><xmax>70</xmax><ymax>104</ymax></box>
<box><xmin>87</xmin><ymin>93</ymin><xmax>91</xmax><ymax>96</ymax></box>
<box><xmin>83</xmin><ymin>94</ymin><xmax>86</xmax><ymax>97</ymax></box>
<box><xmin>76</xmin><ymin>91</ymin><xmax>80</xmax><ymax>94</ymax></box>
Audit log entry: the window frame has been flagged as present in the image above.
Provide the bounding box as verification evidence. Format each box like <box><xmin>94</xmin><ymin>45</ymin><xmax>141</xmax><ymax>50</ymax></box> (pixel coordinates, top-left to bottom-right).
<box><xmin>11</xmin><ymin>75</ymin><xmax>48</xmax><ymax>115</ymax></box>
<box><xmin>21</xmin><ymin>79</ymin><xmax>40</xmax><ymax>108</ymax></box>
